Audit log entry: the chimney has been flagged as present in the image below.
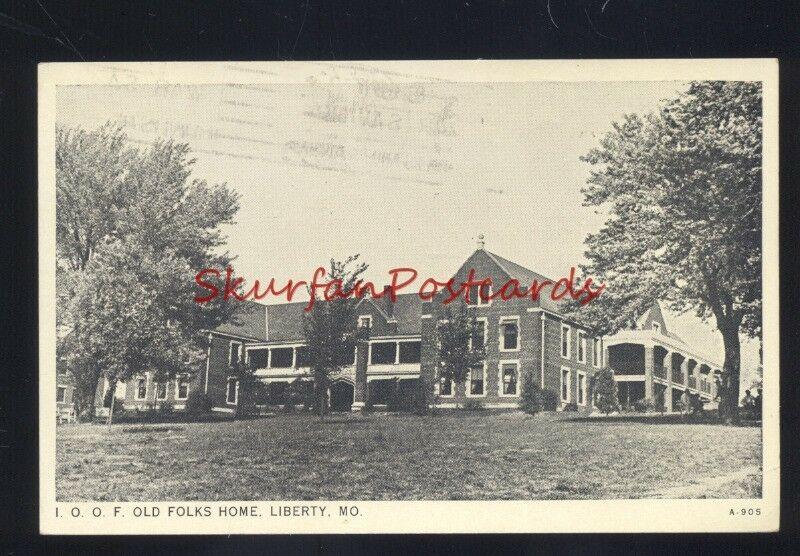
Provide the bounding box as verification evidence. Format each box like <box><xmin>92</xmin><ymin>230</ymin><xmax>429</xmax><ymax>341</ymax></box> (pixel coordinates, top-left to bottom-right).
<box><xmin>477</xmin><ymin>234</ymin><xmax>485</xmax><ymax>250</ymax></box>
<box><xmin>382</xmin><ymin>285</ymin><xmax>394</xmax><ymax>318</ymax></box>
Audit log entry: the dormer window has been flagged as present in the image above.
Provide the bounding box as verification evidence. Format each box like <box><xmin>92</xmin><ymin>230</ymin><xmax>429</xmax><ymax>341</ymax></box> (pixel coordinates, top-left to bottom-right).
<box><xmin>652</xmin><ymin>322</ymin><xmax>661</xmax><ymax>334</ymax></box>
<box><xmin>358</xmin><ymin>315</ymin><xmax>372</xmax><ymax>329</ymax></box>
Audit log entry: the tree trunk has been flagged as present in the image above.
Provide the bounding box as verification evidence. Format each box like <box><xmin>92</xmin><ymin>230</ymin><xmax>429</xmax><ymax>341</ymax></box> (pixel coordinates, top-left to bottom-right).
<box><xmin>719</xmin><ymin>324</ymin><xmax>742</xmax><ymax>424</ymax></box>
<box><xmin>106</xmin><ymin>383</ymin><xmax>116</xmax><ymax>428</ymax></box>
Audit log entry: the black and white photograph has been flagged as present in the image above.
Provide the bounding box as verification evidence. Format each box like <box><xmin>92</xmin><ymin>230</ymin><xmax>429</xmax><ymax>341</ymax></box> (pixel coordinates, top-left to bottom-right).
<box><xmin>38</xmin><ymin>60</ymin><xmax>779</xmax><ymax>534</ymax></box>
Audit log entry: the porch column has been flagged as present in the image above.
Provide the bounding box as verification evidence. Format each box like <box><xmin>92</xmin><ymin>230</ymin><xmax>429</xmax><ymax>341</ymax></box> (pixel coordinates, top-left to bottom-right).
<box><xmin>644</xmin><ymin>344</ymin><xmax>654</xmax><ymax>400</ymax></box>
<box><xmin>664</xmin><ymin>350</ymin><xmax>673</xmax><ymax>412</ymax></box>
<box><xmin>680</xmin><ymin>357</ymin><xmax>689</xmax><ymax>387</ymax></box>
<box><xmin>352</xmin><ymin>339</ymin><xmax>369</xmax><ymax>411</ymax></box>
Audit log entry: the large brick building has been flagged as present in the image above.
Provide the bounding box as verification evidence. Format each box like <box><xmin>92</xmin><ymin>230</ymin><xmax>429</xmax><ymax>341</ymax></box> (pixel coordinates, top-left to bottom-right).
<box><xmin>93</xmin><ymin>244</ymin><xmax>719</xmax><ymax>415</ymax></box>
<box><xmin>183</xmin><ymin>244</ymin><xmax>604</xmax><ymax>412</ymax></box>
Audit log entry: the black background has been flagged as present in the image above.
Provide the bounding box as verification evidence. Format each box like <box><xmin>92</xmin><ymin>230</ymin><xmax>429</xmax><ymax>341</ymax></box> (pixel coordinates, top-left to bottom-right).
<box><xmin>2</xmin><ymin>0</ymin><xmax>799</xmax><ymax>552</ymax></box>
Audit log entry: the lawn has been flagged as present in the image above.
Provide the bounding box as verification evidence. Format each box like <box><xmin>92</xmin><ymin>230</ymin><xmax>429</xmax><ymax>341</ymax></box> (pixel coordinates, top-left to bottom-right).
<box><xmin>56</xmin><ymin>411</ymin><xmax>762</xmax><ymax>501</ymax></box>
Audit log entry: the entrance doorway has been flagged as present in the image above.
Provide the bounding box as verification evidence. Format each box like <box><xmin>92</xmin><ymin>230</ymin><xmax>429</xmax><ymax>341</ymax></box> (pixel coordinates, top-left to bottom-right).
<box><xmin>329</xmin><ymin>381</ymin><xmax>354</xmax><ymax>412</ymax></box>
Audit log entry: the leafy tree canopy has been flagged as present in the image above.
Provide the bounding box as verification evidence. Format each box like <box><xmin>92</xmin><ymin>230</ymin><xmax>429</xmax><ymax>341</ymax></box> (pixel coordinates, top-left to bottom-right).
<box><xmin>57</xmin><ymin>123</ymin><xmax>241</xmax><ymax>407</ymax></box>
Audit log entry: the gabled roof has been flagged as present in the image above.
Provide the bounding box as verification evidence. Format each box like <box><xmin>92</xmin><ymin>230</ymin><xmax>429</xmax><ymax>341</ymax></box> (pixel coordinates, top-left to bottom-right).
<box><xmin>483</xmin><ymin>249</ymin><xmax>566</xmax><ymax>313</ymax></box>
<box><xmin>387</xmin><ymin>293</ymin><xmax>422</xmax><ymax>335</ymax></box>
<box><xmin>214</xmin><ymin>300</ymin><xmax>267</xmax><ymax>341</ymax></box>
<box><xmin>636</xmin><ymin>301</ymin><xmax>686</xmax><ymax>344</ymax></box>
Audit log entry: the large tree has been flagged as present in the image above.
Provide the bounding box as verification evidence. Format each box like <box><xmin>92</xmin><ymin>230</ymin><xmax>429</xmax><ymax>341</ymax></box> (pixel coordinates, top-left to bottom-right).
<box><xmin>572</xmin><ymin>82</ymin><xmax>762</xmax><ymax>423</ymax></box>
<box><xmin>57</xmin><ymin>123</ymin><xmax>240</xmax><ymax>421</ymax></box>
<box><xmin>434</xmin><ymin>304</ymin><xmax>486</xmax><ymax>408</ymax></box>
<box><xmin>301</xmin><ymin>255</ymin><xmax>369</xmax><ymax>420</ymax></box>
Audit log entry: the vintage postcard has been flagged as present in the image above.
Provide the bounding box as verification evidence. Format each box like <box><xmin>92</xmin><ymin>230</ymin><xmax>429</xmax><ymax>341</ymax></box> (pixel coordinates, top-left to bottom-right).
<box><xmin>39</xmin><ymin>59</ymin><xmax>779</xmax><ymax>534</ymax></box>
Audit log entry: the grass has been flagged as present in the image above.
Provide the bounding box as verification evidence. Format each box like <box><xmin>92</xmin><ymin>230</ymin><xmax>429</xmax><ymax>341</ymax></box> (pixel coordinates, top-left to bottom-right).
<box><xmin>56</xmin><ymin>411</ymin><xmax>762</xmax><ymax>501</ymax></box>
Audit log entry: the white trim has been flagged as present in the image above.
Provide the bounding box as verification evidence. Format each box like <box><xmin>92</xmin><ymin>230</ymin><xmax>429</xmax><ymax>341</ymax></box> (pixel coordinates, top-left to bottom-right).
<box><xmin>498</xmin><ymin>315</ymin><xmax>521</xmax><ymax>352</ymax></box>
<box><xmin>56</xmin><ymin>385</ymin><xmax>67</xmax><ymax>403</ymax></box>
<box><xmin>576</xmin><ymin>370</ymin><xmax>587</xmax><ymax>406</ymax></box>
<box><xmin>560</xmin><ymin>323</ymin><xmax>571</xmax><ymax>359</ymax></box>
<box><xmin>466</xmin><ymin>362</ymin><xmax>487</xmax><ymax>397</ymax></box>
<box><xmin>134</xmin><ymin>375</ymin><xmax>148</xmax><ymax>401</ymax></box>
<box><xmin>498</xmin><ymin>359</ymin><xmax>520</xmax><ymax>397</ymax></box>
<box><xmin>577</xmin><ymin>330</ymin><xmax>587</xmax><ymax>363</ymax></box>
<box><xmin>226</xmin><ymin>376</ymin><xmax>239</xmax><ymax>405</ymax></box>
<box><xmin>421</xmin><ymin>314</ymin><xmax>433</xmax><ymax>319</ymax></box>
<box><xmin>614</xmin><ymin>374</ymin><xmax>647</xmax><ymax>381</ymax></box>
<box><xmin>212</xmin><ymin>406</ymin><xmax>235</xmax><ymax>414</ymax></box>
<box><xmin>540</xmin><ymin>313</ymin><xmax>546</xmax><ymax>388</ymax></box>
<box><xmin>560</xmin><ymin>366</ymin><xmax>572</xmax><ymax>403</ymax></box>
<box><xmin>228</xmin><ymin>340</ymin><xmax>243</xmax><ymax>367</ymax></box>
<box><xmin>592</xmin><ymin>337</ymin><xmax>602</xmax><ymax>368</ymax></box>
<box><xmin>202</xmin><ymin>329</ymin><xmax>263</xmax><ymax>342</ymax></box>
<box><xmin>204</xmin><ymin>333</ymin><xmax>212</xmax><ymax>394</ymax></box>
<box><xmin>358</xmin><ymin>315</ymin><xmax>373</xmax><ymax>329</ymax></box>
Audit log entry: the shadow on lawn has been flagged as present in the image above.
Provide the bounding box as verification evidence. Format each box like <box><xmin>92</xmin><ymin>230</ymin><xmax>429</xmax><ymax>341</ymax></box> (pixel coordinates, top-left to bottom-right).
<box><xmin>568</xmin><ymin>413</ymin><xmax>761</xmax><ymax>427</ymax></box>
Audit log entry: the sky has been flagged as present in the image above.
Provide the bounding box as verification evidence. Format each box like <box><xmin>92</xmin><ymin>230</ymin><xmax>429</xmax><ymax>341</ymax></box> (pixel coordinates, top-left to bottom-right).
<box><xmin>55</xmin><ymin>78</ymin><xmax>761</xmax><ymax>385</ymax></box>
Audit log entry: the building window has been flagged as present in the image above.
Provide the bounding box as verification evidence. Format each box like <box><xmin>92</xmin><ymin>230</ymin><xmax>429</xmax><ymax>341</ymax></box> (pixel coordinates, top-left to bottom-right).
<box><xmin>477</xmin><ymin>283</ymin><xmax>492</xmax><ymax>306</ymax></box>
<box><xmin>156</xmin><ymin>382</ymin><xmax>168</xmax><ymax>400</ymax></box>
<box><xmin>471</xmin><ymin>318</ymin><xmax>487</xmax><ymax>349</ymax></box>
<box><xmin>270</xmin><ymin>347</ymin><xmax>293</xmax><ymax>368</ymax></box>
<box><xmin>652</xmin><ymin>322</ymin><xmax>661</xmax><ymax>333</ymax></box>
<box><xmin>561</xmin><ymin>325</ymin><xmax>571</xmax><ymax>358</ymax></box>
<box><xmin>135</xmin><ymin>377</ymin><xmax>147</xmax><ymax>400</ymax></box>
<box><xmin>467</xmin><ymin>282</ymin><xmax>493</xmax><ymax>306</ymax></box>
<box><xmin>176</xmin><ymin>376</ymin><xmax>189</xmax><ymax>400</ymax></box>
<box><xmin>226</xmin><ymin>377</ymin><xmax>238</xmax><ymax>405</ymax></box>
<box><xmin>358</xmin><ymin>315</ymin><xmax>372</xmax><ymax>329</ymax></box>
<box><xmin>229</xmin><ymin>341</ymin><xmax>242</xmax><ymax>367</ymax></box>
<box><xmin>500</xmin><ymin>362</ymin><xmax>519</xmax><ymax>396</ymax></box>
<box><xmin>439</xmin><ymin>377</ymin><xmax>453</xmax><ymax>397</ymax></box>
<box><xmin>577</xmin><ymin>371</ymin><xmax>587</xmax><ymax>405</ymax></box>
<box><xmin>295</xmin><ymin>346</ymin><xmax>309</xmax><ymax>367</ymax></box>
<box><xmin>398</xmin><ymin>341</ymin><xmax>421</xmax><ymax>364</ymax></box>
<box><xmin>468</xmin><ymin>365</ymin><xmax>485</xmax><ymax>396</ymax></box>
<box><xmin>57</xmin><ymin>386</ymin><xmax>66</xmax><ymax>403</ymax></box>
<box><xmin>370</xmin><ymin>342</ymin><xmax>397</xmax><ymax>364</ymax></box>
<box><xmin>592</xmin><ymin>338</ymin><xmax>602</xmax><ymax>368</ymax></box>
<box><xmin>249</xmin><ymin>348</ymin><xmax>269</xmax><ymax>369</ymax></box>
<box><xmin>577</xmin><ymin>331</ymin><xmax>586</xmax><ymax>363</ymax></box>
<box><xmin>560</xmin><ymin>367</ymin><xmax>571</xmax><ymax>403</ymax></box>
<box><xmin>500</xmin><ymin>318</ymin><xmax>519</xmax><ymax>351</ymax></box>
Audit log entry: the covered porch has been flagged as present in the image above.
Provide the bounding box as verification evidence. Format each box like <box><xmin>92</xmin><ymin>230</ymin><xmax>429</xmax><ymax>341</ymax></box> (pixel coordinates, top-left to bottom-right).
<box><xmin>606</xmin><ymin>333</ymin><xmax>720</xmax><ymax>412</ymax></box>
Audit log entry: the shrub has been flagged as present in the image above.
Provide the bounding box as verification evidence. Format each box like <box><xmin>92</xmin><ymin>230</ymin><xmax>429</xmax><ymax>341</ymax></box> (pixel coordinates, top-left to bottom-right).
<box><xmin>541</xmin><ymin>389</ymin><xmax>560</xmax><ymax>411</ymax></box>
<box><xmin>185</xmin><ymin>390</ymin><xmax>212</xmax><ymax>414</ymax></box>
<box><xmin>286</xmin><ymin>378</ymin><xmax>315</xmax><ymax>410</ymax></box>
<box><xmin>159</xmin><ymin>401</ymin><xmax>174</xmax><ymax>415</ymax></box>
<box><xmin>633</xmin><ymin>397</ymin><xmax>655</xmax><ymax>413</ymax></box>
<box><xmin>462</xmin><ymin>399</ymin><xmax>484</xmax><ymax>411</ymax></box>
<box><xmin>592</xmin><ymin>368</ymin><xmax>620</xmax><ymax>415</ymax></box>
<box><xmin>562</xmin><ymin>402</ymin><xmax>579</xmax><ymax>412</ymax></box>
<box><xmin>519</xmin><ymin>372</ymin><xmax>543</xmax><ymax>415</ymax></box>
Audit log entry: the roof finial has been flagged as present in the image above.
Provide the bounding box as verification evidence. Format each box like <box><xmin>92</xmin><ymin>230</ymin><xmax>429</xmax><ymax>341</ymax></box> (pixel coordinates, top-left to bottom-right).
<box><xmin>477</xmin><ymin>234</ymin><xmax>485</xmax><ymax>250</ymax></box>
